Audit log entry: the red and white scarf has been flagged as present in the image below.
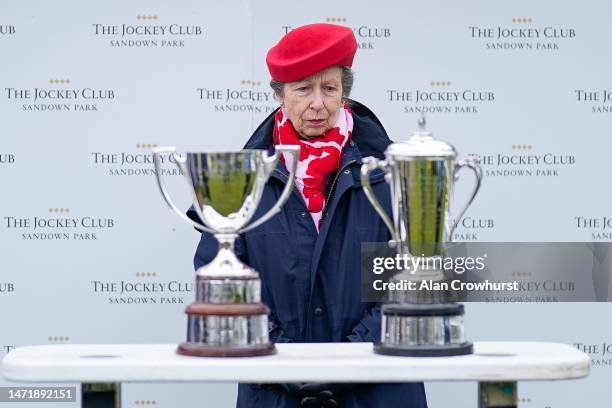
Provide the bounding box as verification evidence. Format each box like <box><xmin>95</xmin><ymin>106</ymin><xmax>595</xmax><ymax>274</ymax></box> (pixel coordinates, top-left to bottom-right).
<box><xmin>273</xmin><ymin>105</ymin><xmax>353</xmax><ymax>231</ymax></box>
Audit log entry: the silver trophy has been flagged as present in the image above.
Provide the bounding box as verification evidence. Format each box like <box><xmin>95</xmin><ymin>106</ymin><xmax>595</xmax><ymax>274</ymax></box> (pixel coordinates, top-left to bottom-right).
<box><xmin>153</xmin><ymin>145</ymin><xmax>299</xmax><ymax>357</ymax></box>
<box><xmin>361</xmin><ymin>116</ymin><xmax>482</xmax><ymax>357</ymax></box>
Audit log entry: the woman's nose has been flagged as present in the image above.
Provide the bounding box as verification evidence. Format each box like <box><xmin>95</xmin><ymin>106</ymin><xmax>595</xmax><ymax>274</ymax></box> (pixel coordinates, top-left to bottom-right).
<box><xmin>309</xmin><ymin>89</ymin><xmax>324</xmax><ymax>111</ymax></box>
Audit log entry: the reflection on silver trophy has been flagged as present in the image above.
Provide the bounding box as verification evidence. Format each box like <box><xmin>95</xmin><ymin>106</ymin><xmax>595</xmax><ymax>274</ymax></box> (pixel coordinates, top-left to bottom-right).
<box><xmin>361</xmin><ymin>116</ymin><xmax>482</xmax><ymax>356</ymax></box>
<box><xmin>153</xmin><ymin>145</ymin><xmax>299</xmax><ymax>357</ymax></box>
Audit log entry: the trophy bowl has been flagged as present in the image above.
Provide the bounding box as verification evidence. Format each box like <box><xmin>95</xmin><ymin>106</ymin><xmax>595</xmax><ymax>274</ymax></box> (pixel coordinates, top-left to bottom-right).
<box><xmin>153</xmin><ymin>145</ymin><xmax>299</xmax><ymax>357</ymax></box>
<box><xmin>362</xmin><ymin>116</ymin><xmax>482</xmax><ymax>357</ymax></box>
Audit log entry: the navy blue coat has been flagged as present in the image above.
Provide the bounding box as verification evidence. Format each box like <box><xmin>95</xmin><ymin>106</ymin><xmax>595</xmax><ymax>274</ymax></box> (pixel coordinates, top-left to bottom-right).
<box><xmin>189</xmin><ymin>101</ymin><xmax>427</xmax><ymax>408</ymax></box>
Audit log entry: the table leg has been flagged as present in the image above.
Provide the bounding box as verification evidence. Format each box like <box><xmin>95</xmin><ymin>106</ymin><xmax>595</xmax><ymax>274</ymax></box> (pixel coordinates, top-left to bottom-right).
<box><xmin>82</xmin><ymin>383</ymin><xmax>121</xmax><ymax>408</ymax></box>
<box><xmin>478</xmin><ymin>382</ymin><xmax>517</xmax><ymax>408</ymax></box>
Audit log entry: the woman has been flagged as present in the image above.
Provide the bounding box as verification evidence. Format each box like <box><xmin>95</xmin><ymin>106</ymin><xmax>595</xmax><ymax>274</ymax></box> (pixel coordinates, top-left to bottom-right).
<box><xmin>189</xmin><ymin>23</ymin><xmax>428</xmax><ymax>408</ymax></box>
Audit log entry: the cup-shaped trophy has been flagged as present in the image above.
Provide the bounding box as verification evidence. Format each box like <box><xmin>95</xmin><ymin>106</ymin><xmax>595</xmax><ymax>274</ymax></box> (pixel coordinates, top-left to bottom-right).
<box><xmin>361</xmin><ymin>116</ymin><xmax>482</xmax><ymax>357</ymax></box>
<box><xmin>152</xmin><ymin>145</ymin><xmax>299</xmax><ymax>357</ymax></box>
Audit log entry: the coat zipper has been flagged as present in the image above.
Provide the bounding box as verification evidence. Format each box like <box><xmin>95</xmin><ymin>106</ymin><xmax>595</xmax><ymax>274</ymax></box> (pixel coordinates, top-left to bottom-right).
<box><xmin>272</xmin><ymin>168</ymin><xmax>319</xmax><ymax>234</ymax></box>
<box><xmin>320</xmin><ymin>159</ymin><xmax>357</xmax><ymax>222</ymax></box>
<box><xmin>303</xmin><ymin>159</ymin><xmax>356</xmax><ymax>341</ymax></box>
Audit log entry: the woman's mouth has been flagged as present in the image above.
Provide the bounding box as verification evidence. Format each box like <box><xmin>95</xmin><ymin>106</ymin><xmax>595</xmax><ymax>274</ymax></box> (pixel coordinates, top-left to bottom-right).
<box><xmin>308</xmin><ymin>119</ymin><xmax>325</xmax><ymax>125</ymax></box>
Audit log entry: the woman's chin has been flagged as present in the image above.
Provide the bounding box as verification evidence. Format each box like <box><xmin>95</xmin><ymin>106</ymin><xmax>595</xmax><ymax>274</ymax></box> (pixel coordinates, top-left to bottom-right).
<box><xmin>300</xmin><ymin>128</ymin><xmax>328</xmax><ymax>139</ymax></box>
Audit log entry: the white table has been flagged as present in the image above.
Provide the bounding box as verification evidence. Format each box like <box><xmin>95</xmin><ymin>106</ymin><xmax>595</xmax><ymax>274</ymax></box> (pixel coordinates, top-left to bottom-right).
<box><xmin>2</xmin><ymin>342</ymin><xmax>589</xmax><ymax>407</ymax></box>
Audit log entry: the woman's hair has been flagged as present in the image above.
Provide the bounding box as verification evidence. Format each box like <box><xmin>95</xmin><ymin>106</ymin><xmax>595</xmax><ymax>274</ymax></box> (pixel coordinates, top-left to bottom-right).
<box><xmin>269</xmin><ymin>66</ymin><xmax>354</xmax><ymax>101</ymax></box>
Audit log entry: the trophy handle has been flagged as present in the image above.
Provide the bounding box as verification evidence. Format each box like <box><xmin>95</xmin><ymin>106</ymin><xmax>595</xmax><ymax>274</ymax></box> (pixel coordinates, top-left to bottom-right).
<box><xmin>239</xmin><ymin>145</ymin><xmax>300</xmax><ymax>234</ymax></box>
<box><xmin>361</xmin><ymin>157</ymin><xmax>400</xmax><ymax>246</ymax></box>
<box><xmin>449</xmin><ymin>155</ymin><xmax>483</xmax><ymax>238</ymax></box>
<box><xmin>152</xmin><ymin>146</ymin><xmax>216</xmax><ymax>234</ymax></box>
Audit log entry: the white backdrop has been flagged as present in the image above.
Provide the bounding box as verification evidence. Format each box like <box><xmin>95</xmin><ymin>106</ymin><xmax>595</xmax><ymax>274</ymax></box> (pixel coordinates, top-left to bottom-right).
<box><xmin>1</xmin><ymin>0</ymin><xmax>611</xmax><ymax>407</ymax></box>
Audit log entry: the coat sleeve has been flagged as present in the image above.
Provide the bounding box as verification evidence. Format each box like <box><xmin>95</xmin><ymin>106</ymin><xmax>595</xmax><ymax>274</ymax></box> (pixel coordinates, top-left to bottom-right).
<box><xmin>346</xmin><ymin>302</ymin><xmax>382</xmax><ymax>342</ymax></box>
<box><xmin>188</xmin><ymin>206</ymin><xmax>293</xmax><ymax>343</ymax></box>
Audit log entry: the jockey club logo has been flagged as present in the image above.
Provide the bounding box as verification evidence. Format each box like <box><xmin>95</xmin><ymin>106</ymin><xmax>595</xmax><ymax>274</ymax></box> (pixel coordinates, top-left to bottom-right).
<box><xmin>469</xmin><ymin>17</ymin><xmax>576</xmax><ymax>51</ymax></box>
<box><xmin>574</xmin><ymin>89</ymin><xmax>612</xmax><ymax>114</ymax></box>
<box><xmin>0</xmin><ymin>282</ymin><xmax>15</xmax><ymax>294</ymax></box>
<box><xmin>0</xmin><ymin>25</ymin><xmax>15</xmax><ymax>35</ymax></box>
<box><xmin>386</xmin><ymin>82</ymin><xmax>495</xmax><ymax>115</ymax></box>
<box><xmin>3</xmin><ymin>79</ymin><xmax>116</xmax><ymax>112</ymax></box>
<box><xmin>0</xmin><ymin>153</ymin><xmax>15</xmax><ymax>165</ymax></box>
<box><xmin>452</xmin><ymin>217</ymin><xmax>496</xmax><ymax>242</ymax></box>
<box><xmin>470</xmin><ymin>145</ymin><xmax>577</xmax><ymax>178</ymax></box>
<box><xmin>3</xmin><ymin>208</ymin><xmax>116</xmax><ymax>241</ymax></box>
<box><xmin>197</xmin><ymin>80</ymin><xmax>277</xmax><ymax>115</ymax></box>
<box><xmin>574</xmin><ymin>342</ymin><xmax>612</xmax><ymax>368</ymax></box>
<box><xmin>92</xmin><ymin>15</ymin><xmax>204</xmax><ymax>48</ymax></box>
<box><xmin>485</xmin><ymin>278</ymin><xmax>575</xmax><ymax>303</ymax></box>
<box><xmin>282</xmin><ymin>18</ymin><xmax>391</xmax><ymax>50</ymax></box>
<box><xmin>574</xmin><ymin>216</ymin><xmax>612</xmax><ymax>240</ymax></box>
<box><xmin>90</xmin><ymin>274</ymin><xmax>193</xmax><ymax>305</ymax></box>
<box><xmin>91</xmin><ymin>144</ymin><xmax>183</xmax><ymax>177</ymax></box>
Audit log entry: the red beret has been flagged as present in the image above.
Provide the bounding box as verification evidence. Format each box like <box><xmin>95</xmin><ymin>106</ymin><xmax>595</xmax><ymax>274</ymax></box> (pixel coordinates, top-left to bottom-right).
<box><xmin>266</xmin><ymin>23</ymin><xmax>358</xmax><ymax>82</ymax></box>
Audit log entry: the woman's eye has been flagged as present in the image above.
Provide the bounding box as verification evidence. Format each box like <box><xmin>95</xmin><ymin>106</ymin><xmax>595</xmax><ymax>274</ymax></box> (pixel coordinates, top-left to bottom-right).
<box><xmin>325</xmin><ymin>86</ymin><xmax>337</xmax><ymax>92</ymax></box>
<box><xmin>296</xmin><ymin>86</ymin><xmax>308</xmax><ymax>92</ymax></box>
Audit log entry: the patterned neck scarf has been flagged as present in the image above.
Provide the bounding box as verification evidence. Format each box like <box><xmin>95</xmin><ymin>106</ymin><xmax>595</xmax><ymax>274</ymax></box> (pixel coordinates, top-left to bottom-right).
<box><xmin>273</xmin><ymin>105</ymin><xmax>353</xmax><ymax>231</ymax></box>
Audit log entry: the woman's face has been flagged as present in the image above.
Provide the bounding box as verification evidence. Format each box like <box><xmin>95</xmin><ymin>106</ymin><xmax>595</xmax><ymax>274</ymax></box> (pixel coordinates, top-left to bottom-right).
<box><xmin>279</xmin><ymin>66</ymin><xmax>343</xmax><ymax>139</ymax></box>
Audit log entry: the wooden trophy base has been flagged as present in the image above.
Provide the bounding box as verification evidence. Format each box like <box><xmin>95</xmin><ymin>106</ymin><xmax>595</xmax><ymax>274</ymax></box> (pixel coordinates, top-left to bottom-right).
<box><xmin>177</xmin><ymin>342</ymin><xmax>276</xmax><ymax>357</ymax></box>
<box><xmin>178</xmin><ymin>302</ymin><xmax>277</xmax><ymax>357</ymax></box>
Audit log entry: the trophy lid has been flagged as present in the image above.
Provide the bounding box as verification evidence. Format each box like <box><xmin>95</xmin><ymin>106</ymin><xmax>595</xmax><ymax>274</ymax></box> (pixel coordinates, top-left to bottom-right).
<box><xmin>386</xmin><ymin>114</ymin><xmax>456</xmax><ymax>158</ymax></box>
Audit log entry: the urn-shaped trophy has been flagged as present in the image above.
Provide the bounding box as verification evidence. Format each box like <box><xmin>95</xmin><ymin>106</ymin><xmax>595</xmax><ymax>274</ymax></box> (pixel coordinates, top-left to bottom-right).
<box><xmin>361</xmin><ymin>116</ymin><xmax>482</xmax><ymax>357</ymax></box>
<box><xmin>153</xmin><ymin>145</ymin><xmax>299</xmax><ymax>357</ymax></box>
